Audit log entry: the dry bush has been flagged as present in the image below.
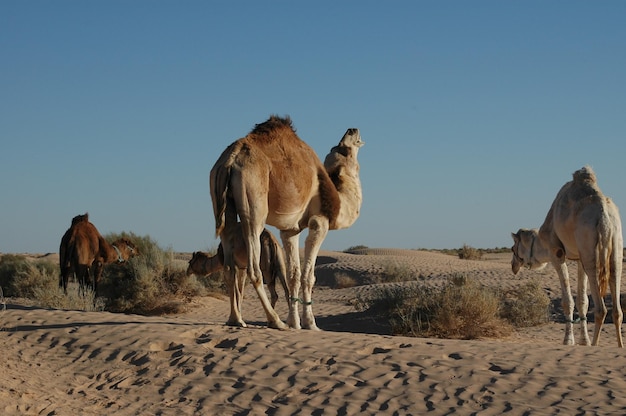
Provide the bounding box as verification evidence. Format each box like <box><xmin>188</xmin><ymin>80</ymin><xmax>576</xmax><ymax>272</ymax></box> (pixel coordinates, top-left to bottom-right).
<box><xmin>366</xmin><ymin>260</ymin><xmax>418</xmax><ymax>285</ymax></box>
<box><xmin>357</xmin><ymin>275</ymin><xmax>529</xmax><ymax>340</ymax></box>
<box><xmin>344</xmin><ymin>245</ymin><xmax>369</xmax><ymax>253</ymax></box>
<box><xmin>432</xmin><ymin>275</ymin><xmax>511</xmax><ymax>339</ymax></box>
<box><xmin>0</xmin><ymin>255</ymin><xmax>104</xmax><ymax>311</ymax></box>
<box><xmin>99</xmin><ymin>234</ymin><xmax>226</xmax><ymax>315</ymax></box>
<box><xmin>458</xmin><ymin>244</ymin><xmax>483</xmax><ymax>260</ymax></box>
<box><xmin>334</xmin><ymin>272</ymin><xmax>357</xmax><ymax>289</ymax></box>
<box><xmin>500</xmin><ymin>280</ymin><xmax>550</xmax><ymax>327</ymax></box>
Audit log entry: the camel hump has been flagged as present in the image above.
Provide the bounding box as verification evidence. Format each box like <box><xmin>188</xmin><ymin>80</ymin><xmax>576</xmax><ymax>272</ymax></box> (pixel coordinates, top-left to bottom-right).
<box><xmin>71</xmin><ymin>212</ymin><xmax>89</xmax><ymax>226</ymax></box>
<box><xmin>250</xmin><ymin>115</ymin><xmax>294</xmax><ymax>137</ymax></box>
<box><xmin>572</xmin><ymin>166</ymin><xmax>597</xmax><ymax>184</ymax></box>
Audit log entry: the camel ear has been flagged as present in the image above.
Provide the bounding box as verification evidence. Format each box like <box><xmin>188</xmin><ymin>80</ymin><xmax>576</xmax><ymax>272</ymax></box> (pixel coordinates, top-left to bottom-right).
<box><xmin>511</xmin><ymin>232</ymin><xmax>519</xmax><ymax>242</ymax></box>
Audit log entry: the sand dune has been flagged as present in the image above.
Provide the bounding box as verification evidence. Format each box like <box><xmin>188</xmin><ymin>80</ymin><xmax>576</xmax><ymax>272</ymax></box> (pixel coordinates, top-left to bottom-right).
<box><xmin>2</xmin><ymin>249</ymin><xmax>626</xmax><ymax>415</ymax></box>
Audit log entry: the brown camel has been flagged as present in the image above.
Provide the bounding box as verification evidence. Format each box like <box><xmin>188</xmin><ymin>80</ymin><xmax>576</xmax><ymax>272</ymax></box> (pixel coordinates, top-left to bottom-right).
<box><xmin>210</xmin><ymin>115</ymin><xmax>363</xmax><ymax>329</ymax></box>
<box><xmin>59</xmin><ymin>213</ymin><xmax>137</xmax><ymax>294</ymax></box>
<box><xmin>511</xmin><ymin>166</ymin><xmax>623</xmax><ymax>346</ymax></box>
<box><xmin>186</xmin><ymin>227</ymin><xmax>289</xmax><ymax>308</ymax></box>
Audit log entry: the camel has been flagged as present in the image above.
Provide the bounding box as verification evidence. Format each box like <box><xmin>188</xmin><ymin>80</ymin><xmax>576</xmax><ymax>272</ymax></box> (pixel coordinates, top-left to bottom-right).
<box><xmin>186</xmin><ymin>226</ymin><xmax>289</xmax><ymax>308</ymax></box>
<box><xmin>511</xmin><ymin>166</ymin><xmax>623</xmax><ymax>347</ymax></box>
<box><xmin>59</xmin><ymin>213</ymin><xmax>137</xmax><ymax>294</ymax></box>
<box><xmin>210</xmin><ymin>115</ymin><xmax>363</xmax><ymax>329</ymax></box>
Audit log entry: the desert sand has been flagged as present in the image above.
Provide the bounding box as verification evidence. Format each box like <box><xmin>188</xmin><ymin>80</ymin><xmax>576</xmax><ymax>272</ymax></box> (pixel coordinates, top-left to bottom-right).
<box><xmin>2</xmin><ymin>249</ymin><xmax>626</xmax><ymax>415</ymax></box>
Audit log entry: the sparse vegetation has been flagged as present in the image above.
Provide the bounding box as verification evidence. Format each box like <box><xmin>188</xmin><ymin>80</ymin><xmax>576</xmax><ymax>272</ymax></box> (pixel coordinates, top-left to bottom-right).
<box><xmin>356</xmin><ymin>274</ymin><xmax>550</xmax><ymax>340</ymax></box>
<box><xmin>344</xmin><ymin>245</ymin><xmax>369</xmax><ymax>253</ymax></box>
<box><xmin>1</xmin><ymin>234</ymin><xmax>226</xmax><ymax>314</ymax></box>
<box><xmin>457</xmin><ymin>244</ymin><xmax>483</xmax><ymax>260</ymax></box>
<box><xmin>99</xmin><ymin>233</ymin><xmax>223</xmax><ymax>315</ymax></box>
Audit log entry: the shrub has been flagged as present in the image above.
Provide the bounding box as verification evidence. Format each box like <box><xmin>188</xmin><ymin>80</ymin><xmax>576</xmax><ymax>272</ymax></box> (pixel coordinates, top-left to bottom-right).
<box><xmin>334</xmin><ymin>273</ymin><xmax>357</xmax><ymax>289</ymax></box>
<box><xmin>0</xmin><ymin>255</ymin><xmax>57</xmax><ymax>298</ymax></box>
<box><xmin>99</xmin><ymin>233</ymin><xmax>224</xmax><ymax>315</ymax></box>
<box><xmin>458</xmin><ymin>244</ymin><xmax>483</xmax><ymax>260</ymax></box>
<box><xmin>0</xmin><ymin>255</ymin><xmax>103</xmax><ymax>311</ymax></box>
<box><xmin>344</xmin><ymin>245</ymin><xmax>369</xmax><ymax>253</ymax></box>
<box><xmin>500</xmin><ymin>280</ymin><xmax>550</xmax><ymax>327</ymax></box>
<box><xmin>357</xmin><ymin>276</ymin><xmax>517</xmax><ymax>339</ymax></box>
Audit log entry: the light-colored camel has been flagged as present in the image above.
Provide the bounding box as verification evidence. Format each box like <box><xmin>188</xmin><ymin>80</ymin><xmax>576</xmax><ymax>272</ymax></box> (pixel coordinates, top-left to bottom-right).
<box><xmin>186</xmin><ymin>226</ymin><xmax>289</xmax><ymax>308</ymax></box>
<box><xmin>511</xmin><ymin>166</ymin><xmax>623</xmax><ymax>346</ymax></box>
<box><xmin>60</xmin><ymin>213</ymin><xmax>137</xmax><ymax>294</ymax></box>
<box><xmin>210</xmin><ymin>115</ymin><xmax>363</xmax><ymax>329</ymax></box>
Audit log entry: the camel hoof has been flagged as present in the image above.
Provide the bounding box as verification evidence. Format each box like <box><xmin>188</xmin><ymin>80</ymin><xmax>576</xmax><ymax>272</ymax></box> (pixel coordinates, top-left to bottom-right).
<box><xmin>226</xmin><ymin>320</ymin><xmax>247</xmax><ymax>328</ymax></box>
<box><xmin>269</xmin><ymin>320</ymin><xmax>289</xmax><ymax>330</ymax></box>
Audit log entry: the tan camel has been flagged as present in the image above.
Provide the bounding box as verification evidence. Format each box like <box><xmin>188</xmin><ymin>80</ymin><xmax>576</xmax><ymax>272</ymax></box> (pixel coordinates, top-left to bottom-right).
<box><xmin>59</xmin><ymin>213</ymin><xmax>137</xmax><ymax>294</ymax></box>
<box><xmin>210</xmin><ymin>115</ymin><xmax>363</xmax><ymax>329</ymax></box>
<box><xmin>186</xmin><ymin>227</ymin><xmax>289</xmax><ymax>308</ymax></box>
<box><xmin>511</xmin><ymin>166</ymin><xmax>623</xmax><ymax>346</ymax></box>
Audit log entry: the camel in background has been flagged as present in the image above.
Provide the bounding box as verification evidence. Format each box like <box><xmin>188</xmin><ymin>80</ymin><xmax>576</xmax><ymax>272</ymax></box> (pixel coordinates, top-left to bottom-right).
<box><xmin>59</xmin><ymin>213</ymin><xmax>137</xmax><ymax>294</ymax></box>
<box><xmin>511</xmin><ymin>166</ymin><xmax>623</xmax><ymax>347</ymax></box>
<box><xmin>186</xmin><ymin>226</ymin><xmax>289</xmax><ymax>308</ymax></box>
<box><xmin>210</xmin><ymin>115</ymin><xmax>363</xmax><ymax>329</ymax></box>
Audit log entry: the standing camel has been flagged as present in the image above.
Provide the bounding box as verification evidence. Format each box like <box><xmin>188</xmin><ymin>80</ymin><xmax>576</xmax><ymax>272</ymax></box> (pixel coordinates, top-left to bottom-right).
<box><xmin>511</xmin><ymin>166</ymin><xmax>623</xmax><ymax>346</ymax></box>
<box><xmin>210</xmin><ymin>115</ymin><xmax>363</xmax><ymax>329</ymax></box>
<box><xmin>186</xmin><ymin>226</ymin><xmax>289</xmax><ymax>308</ymax></box>
<box><xmin>59</xmin><ymin>213</ymin><xmax>137</xmax><ymax>294</ymax></box>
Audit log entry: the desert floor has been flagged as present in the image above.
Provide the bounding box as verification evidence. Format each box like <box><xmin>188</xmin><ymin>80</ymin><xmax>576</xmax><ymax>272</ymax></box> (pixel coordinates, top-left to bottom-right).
<box><xmin>2</xmin><ymin>249</ymin><xmax>626</xmax><ymax>415</ymax></box>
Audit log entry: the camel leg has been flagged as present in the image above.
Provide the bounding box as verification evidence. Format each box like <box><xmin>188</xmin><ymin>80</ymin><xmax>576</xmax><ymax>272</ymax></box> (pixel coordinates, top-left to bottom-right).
<box><xmin>245</xmin><ymin>228</ymin><xmax>286</xmax><ymax>330</ymax></box>
<box><xmin>301</xmin><ymin>216</ymin><xmax>329</xmax><ymax>331</ymax></box>
<box><xmin>282</xmin><ymin>231</ymin><xmax>302</xmax><ymax>329</ymax></box>
<box><xmin>224</xmin><ymin>265</ymin><xmax>246</xmax><ymax>327</ymax></box>
<box><xmin>268</xmin><ymin>279</ymin><xmax>278</xmax><ymax>309</ymax></box>
<box><xmin>610</xmin><ymin>246</ymin><xmax>624</xmax><ymax>347</ymax></box>
<box><xmin>575</xmin><ymin>261</ymin><xmax>591</xmax><ymax>346</ymax></box>
<box><xmin>553</xmin><ymin>262</ymin><xmax>575</xmax><ymax>345</ymax></box>
<box><xmin>580</xmin><ymin>250</ymin><xmax>609</xmax><ymax>347</ymax></box>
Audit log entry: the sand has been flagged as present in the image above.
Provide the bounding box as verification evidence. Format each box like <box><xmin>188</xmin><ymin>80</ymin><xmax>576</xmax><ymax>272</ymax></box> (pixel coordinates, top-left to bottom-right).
<box><xmin>2</xmin><ymin>249</ymin><xmax>626</xmax><ymax>415</ymax></box>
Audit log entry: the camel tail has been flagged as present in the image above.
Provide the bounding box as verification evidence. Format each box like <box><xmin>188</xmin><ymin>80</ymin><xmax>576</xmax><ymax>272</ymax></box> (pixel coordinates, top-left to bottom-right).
<box><xmin>210</xmin><ymin>141</ymin><xmax>243</xmax><ymax>238</ymax></box>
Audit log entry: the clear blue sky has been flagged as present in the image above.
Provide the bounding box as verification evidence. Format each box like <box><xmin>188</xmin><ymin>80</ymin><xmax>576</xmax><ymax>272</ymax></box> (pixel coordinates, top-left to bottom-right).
<box><xmin>2</xmin><ymin>1</ymin><xmax>625</xmax><ymax>253</ymax></box>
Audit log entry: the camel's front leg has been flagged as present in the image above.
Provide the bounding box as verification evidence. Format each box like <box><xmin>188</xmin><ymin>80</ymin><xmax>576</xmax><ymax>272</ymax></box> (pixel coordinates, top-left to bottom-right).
<box><xmin>576</xmin><ymin>261</ymin><xmax>591</xmax><ymax>346</ymax></box>
<box><xmin>281</xmin><ymin>231</ymin><xmax>302</xmax><ymax>329</ymax></box>
<box><xmin>301</xmin><ymin>216</ymin><xmax>329</xmax><ymax>331</ymax></box>
<box><xmin>554</xmin><ymin>262</ymin><xmax>575</xmax><ymax>345</ymax></box>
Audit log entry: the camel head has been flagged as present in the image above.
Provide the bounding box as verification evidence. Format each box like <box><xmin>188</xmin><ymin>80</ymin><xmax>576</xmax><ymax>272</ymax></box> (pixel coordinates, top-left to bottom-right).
<box><xmin>510</xmin><ymin>229</ymin><xmax>546</xmax><ymax>274</ymax></box>
<box><xmin>112</xmin><ymin>238</ymin><xmax>138</xmax><ymax>261</ymax></box>
<box><xmin>187</xmin><ymin>251</ymin><xmax>223</xmax><ymax>276</ymax></box>
<box><xmin>187</xmin><ymin>251</ymin><xmax>207</xmax><ymax>276</ymax></box>
<box><xmin>338</xmin><ymin>128</ymin><xmax>364</xmax><ymax>152</ymax></box>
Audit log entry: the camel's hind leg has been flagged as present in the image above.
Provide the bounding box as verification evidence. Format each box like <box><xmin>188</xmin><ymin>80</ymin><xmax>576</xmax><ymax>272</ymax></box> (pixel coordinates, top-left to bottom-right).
<box><xmin>224</xmin><ymin>265</ymin><xmax>246</xmax><ymax>327</ymax></box>
<box><xmin>244</xmin><ymin>227</ymin><xmax>286</xmax><ymax>330</ymax></box>
<box><xmin>575</xmin><ymin>261</ymin><xmax>591</xmax><ymax>346</ymax></box>
<box><xmin>553</xmin><ymin>261</ymin><xmax>576</xmax><ymax>345</ymax></box>
<box><xmin>610</xmin><ymin>243</ymin><xmax>623</xmax><ymax>347</ymax></box>
<box><xmin>582</xmin><ymin>259</ymin><xmax>607</xmax><ymax>346</ymax></box>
